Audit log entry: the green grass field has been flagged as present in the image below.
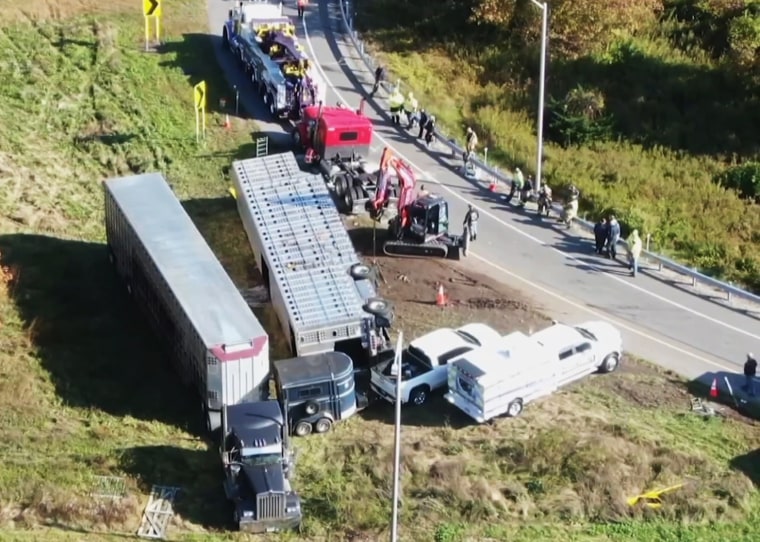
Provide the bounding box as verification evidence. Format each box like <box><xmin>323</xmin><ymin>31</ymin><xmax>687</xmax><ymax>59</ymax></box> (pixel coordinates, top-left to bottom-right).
<box><xmin>1</xmin><ymin>1</ymin><xmax>760</xmax><ymax>541</ymax></box>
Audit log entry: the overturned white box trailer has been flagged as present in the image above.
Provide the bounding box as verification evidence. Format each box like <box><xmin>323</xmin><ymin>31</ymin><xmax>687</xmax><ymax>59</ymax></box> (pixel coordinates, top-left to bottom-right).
<box><xmin>104</xmin><ymin>172</ymin><xmax>270</xmax><ymax>432</ymax></box>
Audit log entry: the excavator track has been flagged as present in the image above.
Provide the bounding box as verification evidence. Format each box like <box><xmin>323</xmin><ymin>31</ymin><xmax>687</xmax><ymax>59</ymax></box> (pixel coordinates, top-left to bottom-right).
<box><xmin>383</xmin><ymin>240</ymin><xmax>451</xmax><ymax>259</ymax></box>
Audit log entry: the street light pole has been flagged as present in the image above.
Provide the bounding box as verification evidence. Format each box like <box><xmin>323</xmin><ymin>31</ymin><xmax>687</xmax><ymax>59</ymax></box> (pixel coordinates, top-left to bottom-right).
<box><xmin>530</xmin><ymin>0</ymin><xmax>548</xmax><ymax>193</ymax></box>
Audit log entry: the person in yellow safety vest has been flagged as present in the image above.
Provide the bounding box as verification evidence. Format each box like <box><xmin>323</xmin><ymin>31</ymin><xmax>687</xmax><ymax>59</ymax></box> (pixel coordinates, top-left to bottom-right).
<box><xmin>404</xmin><ymin>92</ymin><xmax>419</xmax><ymax>129</ymax></box>
<box><xmin>464</xmin><ymin>127</ymin><xmax>478</xmax><ymax>166</ymax></box>
<box><xmin>388</xmin><ymin>87</ymin><xmax>405</xmax><ymax>125</ymax></box>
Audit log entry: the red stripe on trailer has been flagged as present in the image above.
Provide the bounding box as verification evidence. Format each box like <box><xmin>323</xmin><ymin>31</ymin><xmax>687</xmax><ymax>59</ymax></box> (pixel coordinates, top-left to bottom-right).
<box><xmin>211</xmin><ymin>336</ymin><xmax>268</xmax><ymax>362</ymax></box>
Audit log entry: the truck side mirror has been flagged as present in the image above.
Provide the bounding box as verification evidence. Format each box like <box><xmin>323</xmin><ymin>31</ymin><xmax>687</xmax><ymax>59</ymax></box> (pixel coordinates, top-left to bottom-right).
<box><xmin>228</xmin><ymin>9</ymin><xmax>232</xmax><ymax>19</ymax></box>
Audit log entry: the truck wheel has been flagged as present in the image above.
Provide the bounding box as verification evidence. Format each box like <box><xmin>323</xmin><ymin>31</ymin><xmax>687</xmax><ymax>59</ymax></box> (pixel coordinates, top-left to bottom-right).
<box><xmin>126</xmin><ymin>282</ymin><xmax>133</xmax><ymax>295</ymax></box>
<box><xmin>507</xmin><ymin>399</ymin><xmax>524</xmax><ymax>417</ymax></box>
<box><xmin>107</xmin><ymin>247</ymin><xmax>115</xmax><ymax>265</ymax></box>
<box><xmin>350</xmin><ymin>263</ymin><xmax>372</xmax><ymax>280</ymax></box>
<box><xmin>294</xmin><ymin>421</ymin><xmax>312</xmax><ymax>437</ymax></box>
<box><xmin>363</xmin><ymin>297</ymin><xmax>391</xmax><ymax>317</ymax></box>
<box><xmin>314</xmin><ymin>418</ymin><xmax>333</xmax><ymax>434</ymax></box>
<box><xmin>599</xmin><ymin>353</ymin><xmax>620</xmax><ymax>374</ymax></box>
<box><xmin>333</xmin><ymin>174</ymin><xmax>349</xmax><ymax>197</ymax></box>
<box><xmin>351</xmin><ymin>186</ymin><xmax>364</xmax><ymax>210</ymax></box>
<box><xmin>268</xmin><ymin>96</ymin><xmax>277</xmax><ymax>117</ymax></box>
<box><xmin>409</xmin><ymin>386</ymin><xmax>429</xmax><ymax>407</ymax></box>
<box><xmin>338</xmin><ymin>186</ymin><xmax>353</xmax><ymax>214</ymax></box>
<box><xmin>222</xmin><ymin>28</ymin><xmax>229</xmax><ymax>49</ymax></box>
<box><xmin>305</xmin><ymin>400</ymin><xmax>320</xmax><ymax>415</ymax></box>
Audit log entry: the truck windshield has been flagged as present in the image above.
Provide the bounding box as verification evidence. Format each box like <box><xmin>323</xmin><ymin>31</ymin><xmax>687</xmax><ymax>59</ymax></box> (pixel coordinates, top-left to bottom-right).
<box><xmin>575</xmin><ymin>327</ymin><xmax>597</xmax><ymax>341</ymax></box>
<box><xmin>240</xmin><ymin>453</ymin><xmax>281</xmax><ymax>467</ymax></box>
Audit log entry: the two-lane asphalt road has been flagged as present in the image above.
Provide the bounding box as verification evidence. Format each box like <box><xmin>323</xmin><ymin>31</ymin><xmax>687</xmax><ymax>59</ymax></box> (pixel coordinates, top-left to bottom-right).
<box><xmin>207</xmin><ymin>0</ymin><xmax>760</xmax><ymax>388</ymax></box>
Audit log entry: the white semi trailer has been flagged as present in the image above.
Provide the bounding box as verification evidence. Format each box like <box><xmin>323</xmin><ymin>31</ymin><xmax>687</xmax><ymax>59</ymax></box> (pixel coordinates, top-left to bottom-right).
<box><xmin>230</xmin><ymin>151</ymin><xmax>393</xmax><ymax>358</ymax></box>
<box><xmin>104</xmin><ymin>173</ymin><xmax>270</xmax><ymax>432</ymax></box>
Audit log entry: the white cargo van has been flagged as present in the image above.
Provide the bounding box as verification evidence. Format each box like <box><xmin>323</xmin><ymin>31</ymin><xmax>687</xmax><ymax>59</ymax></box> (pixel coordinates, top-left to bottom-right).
<box><xmin>444</xmin><ymin>321</ymin><xmax>622</xmax><ymax>423</ymax></box>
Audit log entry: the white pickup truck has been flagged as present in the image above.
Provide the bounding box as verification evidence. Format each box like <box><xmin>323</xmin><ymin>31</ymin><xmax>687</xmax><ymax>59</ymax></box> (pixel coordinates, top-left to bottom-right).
<box><xmin>445</xmin><ymin>320</ymin><xmax>623</xmax><ymax>423</ymax></box>
<box><xmin>370</xmin><ymin>323</ymin><xmax>503</xmax><ymax>406</ymax></box>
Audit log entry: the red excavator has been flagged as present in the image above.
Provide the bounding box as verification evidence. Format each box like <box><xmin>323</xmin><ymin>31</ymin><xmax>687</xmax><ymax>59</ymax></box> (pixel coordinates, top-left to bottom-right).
<box><xmin>366</xmin><ymin>148</ymin><xmax>469</xmax><ymax>260</ymax></box>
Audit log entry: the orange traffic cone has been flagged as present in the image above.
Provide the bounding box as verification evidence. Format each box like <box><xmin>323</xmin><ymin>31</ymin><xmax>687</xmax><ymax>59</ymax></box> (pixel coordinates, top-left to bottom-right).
<box><xmin>709</xmin><ymin>377</ymin><xmax>719</xmax><ymax>398</ymax></box>
<box><xmin>224</xmin><ymin>114</ymin><xmax>231</xmax><ymax>129</ymax></box>
<box><xmin>436</xmin><ymin>284</ymin><xmax>446</xmax><ymax>307</ymax></box>
<box><xmin>488</xmin><ymin>179</ymin><xmax>497</xmax><ymax>192</ymax></box>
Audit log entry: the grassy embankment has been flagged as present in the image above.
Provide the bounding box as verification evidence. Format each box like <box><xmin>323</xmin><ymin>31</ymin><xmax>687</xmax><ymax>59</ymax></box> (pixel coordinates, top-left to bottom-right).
<box><xmin>356</xmin><ymin>0</ymin><xmax>760</xmax><ymax>289</ymax></box>
<box><xmin>1</xmin><ymin>1</ymin><xmax>760</xmax><ymax>541</ymax></box>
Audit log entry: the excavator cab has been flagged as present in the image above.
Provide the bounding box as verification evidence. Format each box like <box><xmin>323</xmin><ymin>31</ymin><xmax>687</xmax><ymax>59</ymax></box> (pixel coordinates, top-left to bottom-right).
<box><xmin>406</xmin><ymin>195</ymin><xmax>450</xmax><ymax>242</ymax></box>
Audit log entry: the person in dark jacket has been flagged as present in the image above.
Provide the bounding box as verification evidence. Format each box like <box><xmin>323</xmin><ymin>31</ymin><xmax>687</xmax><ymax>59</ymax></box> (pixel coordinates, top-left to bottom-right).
<box><xmin>370</xmin><ymin>66</ymin><xmax>386</xmax><ymax>97</ymax></box>
<box><xmin>423</xmin><ymin>115</ymin><xmax>436</xmax><ymax>147</ymax></box>
<box><xmin>743</xmin><ymin>353</ymin><xmax>757</xmax><ymax>396</ymax></box>
<box><xmin>417</xmin><ymin>109</ymin><xmax>428</xmax><ymax>139</ymax></box>
<box><xmin>594</xmin><ymin>217</ymin><xmax>609</xmax><ymax>254</ymax></box>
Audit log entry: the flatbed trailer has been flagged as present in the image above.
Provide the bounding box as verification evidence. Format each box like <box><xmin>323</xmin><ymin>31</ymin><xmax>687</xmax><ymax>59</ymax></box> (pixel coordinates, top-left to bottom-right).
<box><xmin>104</xmin><ymin>173</ymin><xmax>270</xmax><ymax>432</ymax></box>
<box><xmin>230</xmin><ymin>152</ymin><xmax>392</xmax><ymax>358</ymax></box>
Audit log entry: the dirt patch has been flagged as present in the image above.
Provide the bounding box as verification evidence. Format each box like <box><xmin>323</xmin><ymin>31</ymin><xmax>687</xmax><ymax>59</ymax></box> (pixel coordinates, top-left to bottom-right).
<box><xmin>346</xmin><ymin>225</ymin><xmax>549</xmax><ymax>336</ymax></box>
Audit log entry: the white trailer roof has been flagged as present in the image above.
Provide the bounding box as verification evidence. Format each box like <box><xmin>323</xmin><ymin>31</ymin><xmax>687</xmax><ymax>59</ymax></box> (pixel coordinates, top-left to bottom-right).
<box><xmin>452</xmin><ymin>331</ymin><xmax>551</xmax><ymax>387</ymax></box>
<box><xmin>241</xmin><ymin>1</ymin><xmax>283</xmax><ymax>21</ymax></box>
<box><xmin>104</xmin><ymin>173</ymin><xmax>267</xmax><ymax>348</ymax></box>
<box><xmin>231</xmin><ymin>152</ymin><xmax>376</xmax><ymax>331</ymax></box>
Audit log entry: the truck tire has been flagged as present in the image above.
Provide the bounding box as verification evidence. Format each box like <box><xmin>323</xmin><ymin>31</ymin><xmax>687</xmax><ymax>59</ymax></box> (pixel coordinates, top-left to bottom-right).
<box><xmin>507</xmin><ymin>399</ymin><xmax>524</xmax><ymax>417</ymax></box>
<box><xmin>126</xmin><ymin>282</ymin><xmax>133</xmax><ymax>295</ymax></box>
<box><xmin>351</xmin><ymin>186</ymin><xmax>364</xmax><ymax>210</ymax></box>
<box><xmin>338</xmin><ymin>186</ymin><xmax>353</xmax><ymax>214</ymax></box>
<box><xmin>267</xmin><ymin>95</ymin><xmax>277</xmax><ymax>117</ymax></box>
<box><xmin>409</xmin><ymin>386</ymin><xmax>430</xmax><ymax>407</ymax></box>
<box><xmin>304</xmin><ymin>400</ymin><xmax>320</xmax><ymax>415</ymax></box>
<box><xmin>333</xmin><ymin>174</ymin><xmax>349</xmax><ymax>197</ymax></box>
<box><xmin>350</xmin><ymin>263</ymin><xmax>372</xmax><ymax>280</ymax></box>
<box><xmin>314</xmin><ymin>418</ymin><xmax>333</xmax><ymax>434</ymax></box>
<box><xmin>599</xmin><ymin>353</ymin><xmax>620</xmax><ymax>374</ymax></box>
<box><xmin>294</xmin><ymin>421</ymin><xmax>312</xmax><ymax>437</ymax></box>
<box><xmin>222</xmin><ymin>28</ymin><xmax>229</xmax><ymax>49</ymax></box>
<box><xmin>362</xmin><ymin>297</ymin><xmax>392</xmax><ymax>317</ymax></box>
<box><xmin>107</xmin><ymin>246</ymin><xmax>115</xmax><ymax>265</ymax></box>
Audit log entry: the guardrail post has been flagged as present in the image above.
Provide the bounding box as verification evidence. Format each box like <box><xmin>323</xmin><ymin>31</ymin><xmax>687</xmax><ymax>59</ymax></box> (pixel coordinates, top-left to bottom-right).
<box><xmin>728</xmin><ymin>283</ymin><xmax>733</xmax><ymax>302</ymax></box>
<box><xmin>691</xmin><ymin>269</ymin><xmax>697</xmax><ymax>287</ymax></box>
<box><xmin>646</xmin><ymin>233</ymin><xmax>651</xmax><ymax>252</ymax></box>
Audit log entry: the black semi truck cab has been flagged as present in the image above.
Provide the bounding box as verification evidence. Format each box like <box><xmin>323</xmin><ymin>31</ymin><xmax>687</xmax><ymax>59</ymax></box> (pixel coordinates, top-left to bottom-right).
<box><xmin>221</xmin><ymin>401</ymin><xmax>301</xmax><ymax>533</ymax></box>
<box><xmin>274</xmin><ymin>352</ymin><xmax>358</xmax><ymax>437</ymax></box>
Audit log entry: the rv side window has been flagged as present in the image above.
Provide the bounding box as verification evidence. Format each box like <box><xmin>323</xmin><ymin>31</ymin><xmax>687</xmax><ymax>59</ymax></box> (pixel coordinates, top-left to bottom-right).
<box><xmin>559</xmin><ymin>349</ymin><xmax>573</xmax><ymax>360</ymax></box>
<box><xmin>337</xmin><ymin>379</ymin><xmax>352</xmax><ymax>394</ymax></box>
<box><xmin>576</xmin><ymin>343</ymin><xmax>592</xmax><ymax>353</ymax></box>
<box><xmin>439</xmin><ymin>346</ymin><xmax>472</xmax><ymax>365</ymax></box>
<box><xmin>338</xmin><ymin>131</ymin><xmax>359</xmax><ymax>142</ymax></box>
<box><xmin>298</xmin><ymin>387</ymin><xmax>322</xmax><ymax>399</ymax></box>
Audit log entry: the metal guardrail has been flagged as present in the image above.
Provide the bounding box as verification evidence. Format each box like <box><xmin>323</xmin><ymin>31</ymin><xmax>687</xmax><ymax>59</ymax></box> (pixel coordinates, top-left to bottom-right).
<box><xmin>335</xmin><ymin>0</ymin><xmax>760</xmax><ymax>307</ymax></box>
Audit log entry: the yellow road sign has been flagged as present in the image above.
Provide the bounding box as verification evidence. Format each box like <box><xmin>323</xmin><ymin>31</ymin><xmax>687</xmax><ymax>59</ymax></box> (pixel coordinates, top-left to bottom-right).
<box><xmin>194</xmin><ymin>81</ymin><xmax>207</xmax><ymax>110</ymax></box>
<box><xmin>143</xmin><ymin>0</ymin><xmax>162</xmax><ymax>18</ymax></box>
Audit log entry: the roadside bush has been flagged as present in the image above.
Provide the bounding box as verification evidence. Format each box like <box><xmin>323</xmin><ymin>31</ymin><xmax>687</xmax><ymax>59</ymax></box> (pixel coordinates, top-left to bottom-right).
<box><xmin>715</xmin><ymin>162</ymin><xmax>760</xmax><ymax>200</ymax></box>
<box><xmin>548</xmin><ymin>85</ymin><xmax>613</xmax><ymax>147</ymax></box>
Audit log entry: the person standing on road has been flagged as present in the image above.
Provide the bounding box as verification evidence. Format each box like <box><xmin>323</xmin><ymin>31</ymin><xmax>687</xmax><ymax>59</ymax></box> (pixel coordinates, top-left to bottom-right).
<box><xmin>743</xmin><ymin>353</ymin><xmax>757</xmax><ymax>396</ymax></box>
<box><xmin>388</xmin><ymin>87</ymin><xmax>405</xmax><ymax>125</ymax></box>
<box><xmin>417</xmin><ymin>109</ymin><xmax>428</xmax><ymax>139</ymax></box>
<box><xmin>594</xmin><ymin>217</ymin><xmax>608</xmax><ymax>254</ymax></box>
<box><xmin>370</xmin><ymin>65</ymin><xmax>386</xmax><ymax>97</ymax></box>
<box><xmin>508</xmin><ymin>167</ymin><xmax>524</xmax><ymax>203</ymax></box>
<box><xmin>297</xmin><ymin>0</ymin><xmax>307</xmax><ymax>19</ymax></box>
<box><xmin>423</xmin><ymin>115</ymin><xmax>437</xmax><ymax>147</ymax></box>
<box><xmin>464</xmin><ymin>127</ymin><xmax>479</xmax><ymax>166</ymax></box>
<box><xmin>626</xmin><ymin>229</ymin><xmax>643</xmax><ymax>277</ymax></box>
<box><xmin>463</xmin><ymin>204</ymin><xmax>480</xmax><ymax>241</ymax></box>
<box><xmin>607</xmin><ymin>215</ymin><xmax>621</xmax><ymax>259</ymax></box>
<box><xmin>404</xmin><ymin>91</ymin><xmax>419</xmax><ymax>129</ymax></box>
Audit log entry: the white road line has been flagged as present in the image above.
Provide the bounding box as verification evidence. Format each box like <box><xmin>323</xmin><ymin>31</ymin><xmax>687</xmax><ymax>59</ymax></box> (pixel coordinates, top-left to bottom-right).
<box><xmin>300</xmin><ymin>15</ymin><xmax>753</xmax><ymax>368</ymax></box>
